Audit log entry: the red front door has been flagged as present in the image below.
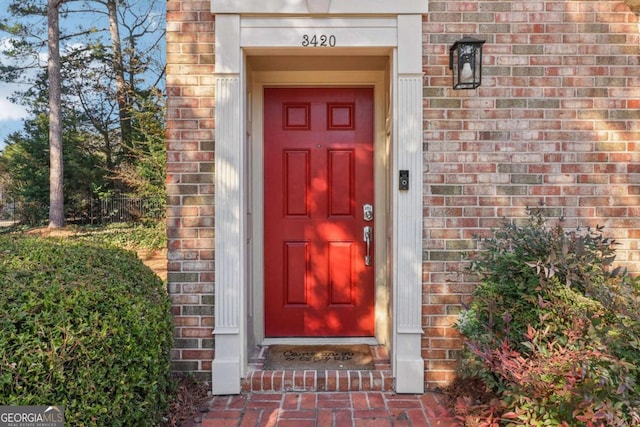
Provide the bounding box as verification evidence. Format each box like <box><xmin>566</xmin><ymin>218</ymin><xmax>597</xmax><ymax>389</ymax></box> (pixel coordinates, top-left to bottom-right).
<box><xmin>264</xmin><ymin>87</ymin><xmax>375</xmax><ymax>337</ymax></box>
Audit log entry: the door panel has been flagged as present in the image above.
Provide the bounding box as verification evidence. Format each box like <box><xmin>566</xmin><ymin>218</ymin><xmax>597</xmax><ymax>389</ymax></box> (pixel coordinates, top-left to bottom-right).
<box><xmin>264</xmin><ymin>87</ymin><xmax>375</xmax><ymax>337</ymax></box>
<box><xmin>284</xmin><ymin>151</ymin><xmax>310</xmax><ymax>216</ymax></box>
<box><xmin>328</xmin><ymin>151</ymin><xmax>354</xmax><ymax>216</ymax></box>
<box><xmin>328</xmin><ymin>242</ymin><xmax>355</xmax><ymax>305</ymax></box>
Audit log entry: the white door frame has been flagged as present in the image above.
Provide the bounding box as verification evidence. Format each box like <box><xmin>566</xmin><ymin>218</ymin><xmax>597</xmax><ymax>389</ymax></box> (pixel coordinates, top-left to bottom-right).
<box><xmin>211</xmin><ymin>0</ymin><xmax>426</xmax><ymax>394</ymax></box>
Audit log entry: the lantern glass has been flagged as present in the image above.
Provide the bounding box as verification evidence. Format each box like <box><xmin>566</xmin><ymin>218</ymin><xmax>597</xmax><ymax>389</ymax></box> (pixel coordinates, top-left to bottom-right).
<box><xmin>449</xmin><ymin>37</ymin><xmax>485</xmax><ymax>90</ymax></box>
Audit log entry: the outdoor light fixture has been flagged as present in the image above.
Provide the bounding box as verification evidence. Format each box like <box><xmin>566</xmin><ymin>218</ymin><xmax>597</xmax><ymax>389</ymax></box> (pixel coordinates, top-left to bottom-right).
<box><xmin>449</xmin><ymin>36</ymin><xmax>485</xmax><ymax>90</ymax></box>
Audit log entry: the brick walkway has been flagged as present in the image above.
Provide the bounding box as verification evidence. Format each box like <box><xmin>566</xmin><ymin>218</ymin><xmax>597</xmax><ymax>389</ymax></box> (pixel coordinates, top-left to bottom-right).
<box><xmin>192</xmin><ymin>391</ymin><xmax>460</xmax><ymax>427</ymax></box>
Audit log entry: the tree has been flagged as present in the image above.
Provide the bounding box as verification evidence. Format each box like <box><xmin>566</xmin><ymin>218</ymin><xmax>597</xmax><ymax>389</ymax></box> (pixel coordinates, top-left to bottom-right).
<box><xmin>48</xmin><ymin>0</ymin><xmax>64</xmax><ymax>228</ymax></box>
<box><xmin>107</xmin><ymin>0</ymin><xmax>133</xmax><ymax>151</ymax></box>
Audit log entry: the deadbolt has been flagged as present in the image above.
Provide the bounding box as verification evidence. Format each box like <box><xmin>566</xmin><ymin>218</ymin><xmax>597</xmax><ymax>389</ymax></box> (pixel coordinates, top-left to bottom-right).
<box><xmin>363</xmin><ymin>204</ymin><xmax>374</xmax><ymax>221</ymax></box>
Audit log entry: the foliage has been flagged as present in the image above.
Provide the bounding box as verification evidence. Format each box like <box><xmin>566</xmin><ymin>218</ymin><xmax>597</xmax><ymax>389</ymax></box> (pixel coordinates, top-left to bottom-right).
<box><xmin>0</xmin><ymin>114</ymin><xmax>106</xmax><ymax>225</ymax></box>
<box><xmin>452</xmin><ymin>209</ymin><xmax>640</xmax><ymax>426</ymax></box>
<box><xmin>74</xmin><ymin>221</ymin><xmax>167</xmax><ymax>251</ymax></box>
<box><xmin>110</xmin><ymin>87</ymin><xmax>167</xmax><ymax>199</ymax></box>
<box><xmin>0</xmin><ymin>234</ymin><xmax>173</xmax><ymax>426</ymax></box>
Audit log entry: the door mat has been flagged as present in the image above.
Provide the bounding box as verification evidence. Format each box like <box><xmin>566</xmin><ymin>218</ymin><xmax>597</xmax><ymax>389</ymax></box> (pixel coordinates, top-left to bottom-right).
<box><xmin>264</xmin><ymin>344</ymin><xmax>374</xmax><ymax>371</ymax></box>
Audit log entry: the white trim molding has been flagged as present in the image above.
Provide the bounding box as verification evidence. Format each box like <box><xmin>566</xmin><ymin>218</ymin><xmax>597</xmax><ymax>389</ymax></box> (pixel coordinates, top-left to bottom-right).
<box><xmin>212</xmin><ymin>0</ymin><xmax>428</xmax><ymax>15</ymax></box>
<box><xmin>211</xmin><ymin>1</ymin><xmax>426</xmax><ymax>395</ymax></box>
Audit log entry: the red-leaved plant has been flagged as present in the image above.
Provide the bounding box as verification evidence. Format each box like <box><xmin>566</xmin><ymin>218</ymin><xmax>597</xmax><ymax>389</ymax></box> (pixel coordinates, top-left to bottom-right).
<box><xmin>450</xmin><ymin>209</ymin><xmax>640</xmax><ymax>426</ymax></box>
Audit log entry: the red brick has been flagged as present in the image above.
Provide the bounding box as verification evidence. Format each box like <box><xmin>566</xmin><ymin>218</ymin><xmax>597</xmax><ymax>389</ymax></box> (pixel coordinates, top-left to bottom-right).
<box><xmin>300</xmin><ymin>394</ymin><xmax>317</xmax><ymax>410</ymax></box>
<box><xmin>246</xmin><ymin>400</ymin><xmax>280</xmax><ymax>410</ymax></box>
<box><xmin>283</xmin><ymin>371</ymin><xmax>294</xmax><ymax>390</ymax></box>
<box><xmin>294</xmin><ymin>371</ymin><xmax>304</xmax><ymax>389</ymax></box>
<box><xmin>182</xmin><ymin>350</ymin><xmax>214</xmax><ymax>360</ymax></box>
<box><xmin>318</xmin><ymin>397</ymin><xmax>350</xmax><ymax>409</ymax></box>
<box><xmin>181</xmin><ymin>328</ymin><xmax>213</xmax><ymax>338</ymax></box>
<box><xmin>350</xmin><ymin>392</ymin><xmax>369</xmax><ymax>410</ymax></box>
<box><xmin>200</xmin><ymin>420</ymin><xmax>237</xmax><ymax>427</ymax></box>
<box><xmin>334</xmin><ymin>409</ymin><xmax>354</xmax><ymax>426</ymax></box>
<box><xmin>204</xmin><ymin>409</ymin><xmax>242</xmax><ymax>419</ymax></box>
<box><xmin>354</xmin><ymin>409</ymin><xmax>390</xmax><ymax>419</ymax></box>
<box><xmin>278</xmin><ymin>410</ymin><xmax>316</xmax><ymax>420</ymax></box>
<box><xmin>355</xmin><ymin>420</ymin><xmax>394</xmax><ymax>427</ymax></box>
<box><xmin>238</xmin><ymin>409</ymin><xmax>262</xmax><ymax>427</ymax></box>
<box><xmin>317</xmin><ymin>409</ymin><xmax>334</xmax><ymax>426</ymax></box>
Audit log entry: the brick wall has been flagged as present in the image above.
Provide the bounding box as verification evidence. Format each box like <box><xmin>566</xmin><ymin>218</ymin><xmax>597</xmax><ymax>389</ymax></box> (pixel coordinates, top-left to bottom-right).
<box><xmin>165</xmin><ymin>0</ymin><xmax>640</xmax><ymax>387</ymax></box>
<box><xmin>166</xmin><ymin>0</ymin><xmax>216</xmax><ymax>382</ymax></box>
<box><xmin>422</xmin><ymin>0</ymin><xmax>640</xmax><ymax>388</ymax></box>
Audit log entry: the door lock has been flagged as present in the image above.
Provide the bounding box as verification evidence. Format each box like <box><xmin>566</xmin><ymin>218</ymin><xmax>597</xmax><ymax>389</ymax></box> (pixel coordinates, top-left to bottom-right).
<box><xmin>363</xmin><ymin>204</ymin><xmax>374</xmax><ymax>221</ymax></box>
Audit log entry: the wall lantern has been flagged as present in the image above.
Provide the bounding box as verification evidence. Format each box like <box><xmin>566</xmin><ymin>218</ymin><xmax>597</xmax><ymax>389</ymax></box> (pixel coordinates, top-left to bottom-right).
<box><xmin>449</xmin><ymin>36</ymin><xmax>485</xmax><ymax>90</ymax></box>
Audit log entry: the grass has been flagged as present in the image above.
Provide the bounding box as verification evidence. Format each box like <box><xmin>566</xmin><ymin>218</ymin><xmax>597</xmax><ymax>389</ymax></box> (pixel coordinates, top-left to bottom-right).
<box><xmin>72</xmin><ymin>221</ymin><xmax>167</xmax><ymax>250</ymax></box>
<box><xmin>0</xmin><ymin>220</ymin><xmax>167</xmax><ymax>251</ymax></box>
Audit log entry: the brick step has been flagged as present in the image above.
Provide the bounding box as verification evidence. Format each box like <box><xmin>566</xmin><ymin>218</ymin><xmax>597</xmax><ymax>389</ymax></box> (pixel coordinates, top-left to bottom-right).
<box><xmin>241</xmin><ymin>345</ymin><xmax>394</xmax><ymax>393</ymax></box>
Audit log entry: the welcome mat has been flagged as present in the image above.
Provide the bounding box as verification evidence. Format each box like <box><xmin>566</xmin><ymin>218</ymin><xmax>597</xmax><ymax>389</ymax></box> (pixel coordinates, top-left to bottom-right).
<box><xmin>264</xmin><ymin>344</ymin><xmax>374</xmax><ymax>371</ymax></box>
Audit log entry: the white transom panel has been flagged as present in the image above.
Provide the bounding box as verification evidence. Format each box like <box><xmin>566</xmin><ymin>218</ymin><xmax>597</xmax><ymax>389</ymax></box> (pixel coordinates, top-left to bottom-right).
<box><xmin>241</xmin><ymin>18</ymin><xmax>398</xmax><ymax>48</ymax></box>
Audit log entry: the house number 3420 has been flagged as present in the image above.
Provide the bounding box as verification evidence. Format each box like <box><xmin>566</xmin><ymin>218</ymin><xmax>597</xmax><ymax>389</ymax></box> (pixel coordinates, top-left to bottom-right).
<box><xmin>301</xmin><ymin>34</ymin><xmax>337</xmax><ymax>47</ymax></box>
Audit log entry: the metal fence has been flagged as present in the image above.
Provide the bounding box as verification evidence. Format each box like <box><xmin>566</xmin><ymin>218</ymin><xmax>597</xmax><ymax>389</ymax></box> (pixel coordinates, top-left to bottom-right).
<box><xmin>92</xmin><ymin>196</ymin><xmax>165</xmax><ymax>224</ymax></box>
<box><xmin>0</xmin><ymin>197</ymin><xmax>17</xmax><ymax>224</ymax></box>
<box><xmin>0</xmin><ymin>195</ymin><xmax>165</xmax><ymax>226</ymax></box>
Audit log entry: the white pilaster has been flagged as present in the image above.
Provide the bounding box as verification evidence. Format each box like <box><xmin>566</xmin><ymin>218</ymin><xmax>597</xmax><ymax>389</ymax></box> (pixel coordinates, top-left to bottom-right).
<box><xmin>212</xmin><ymin>14</ymin><xmax>246</xmax><ymax>395</ymax></box>
<box><xmin>393</xmin><ymin>14</ymin><xmax>425</xmax><ymax>394</ymax></box>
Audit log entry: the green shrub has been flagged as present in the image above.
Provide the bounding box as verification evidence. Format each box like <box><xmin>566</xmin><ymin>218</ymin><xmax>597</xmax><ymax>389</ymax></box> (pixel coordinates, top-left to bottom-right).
<box><xmin>453</xmin><ymin>209</ymin><xmax>640</xmax><ymax>426</ymax></box>
<box><xmin>0</xmin><ymin>235</ymin><xmax>173</xmax><ymax>426</ymax></box>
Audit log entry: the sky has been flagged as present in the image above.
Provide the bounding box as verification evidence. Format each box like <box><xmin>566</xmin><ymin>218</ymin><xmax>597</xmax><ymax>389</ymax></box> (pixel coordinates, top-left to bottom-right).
<box><xmin>0</xmin><ymin>90</ymin><xmax>27</xmax><ymax>146</ymax></box>
<box><xmin>0</xmin><ymin>22</ymin><xmax>31</xmax><ymax>148</ymax></box>
<box><xmin>0</xmin><ymin>41</ymin><xmax>28</xmax><ymax>147</ymax></box>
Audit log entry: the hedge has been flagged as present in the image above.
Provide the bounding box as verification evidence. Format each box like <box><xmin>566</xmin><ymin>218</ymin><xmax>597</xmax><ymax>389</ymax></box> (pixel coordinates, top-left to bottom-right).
<box><xmin>0</xmin><ymin>235</ymin><xmax>173</xmax><ymax>426</ymax></box>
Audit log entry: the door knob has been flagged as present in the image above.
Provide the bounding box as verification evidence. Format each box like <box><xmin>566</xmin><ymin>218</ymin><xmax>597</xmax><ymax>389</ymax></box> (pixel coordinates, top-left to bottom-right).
<box><xmin>363</xmin><ymin>226</ymin><xmax>372</xmax><ymax>266</ymax></box>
